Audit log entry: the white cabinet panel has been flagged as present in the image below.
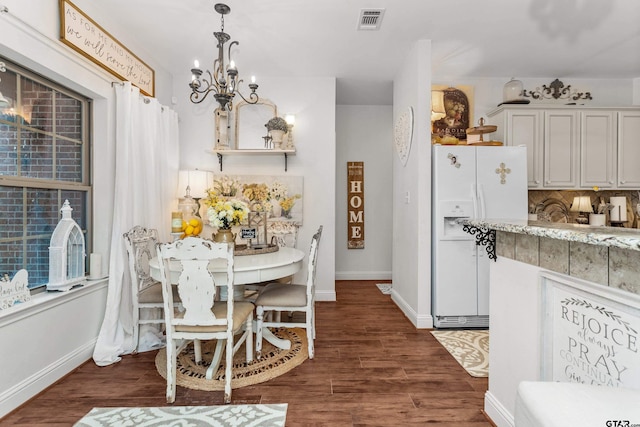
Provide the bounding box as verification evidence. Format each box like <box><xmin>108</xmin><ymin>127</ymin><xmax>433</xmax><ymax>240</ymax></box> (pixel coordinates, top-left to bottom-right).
<box><xmin>544</xmin><ymin>111</ymin><xmax>579</xmax><ymax>188</ymax></box>
<box><xmin>508</xmin><ymin>110</ymin><xmax>543</xmax><ymax>188</ymax></box>
<box><xmin>618</xmin><ymin>111</ymin><xmax>640</xmax><ymax>188</ymax></box>
<box><xmin>580</xmin><ymin>110</ymin><xmax>616</xmax><ymax>188</ymax></box>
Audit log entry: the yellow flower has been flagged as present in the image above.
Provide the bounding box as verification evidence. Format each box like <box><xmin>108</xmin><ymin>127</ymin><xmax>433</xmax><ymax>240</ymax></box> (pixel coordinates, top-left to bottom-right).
<box><xmin>592</xmin><ymin>186</ymin><xmax>599</xmax><ymax>192</ymax></box>
<box><xmin>279</xmin><ymin>194</ymin><xmax>301</xmax><ymax>211</ymax></box>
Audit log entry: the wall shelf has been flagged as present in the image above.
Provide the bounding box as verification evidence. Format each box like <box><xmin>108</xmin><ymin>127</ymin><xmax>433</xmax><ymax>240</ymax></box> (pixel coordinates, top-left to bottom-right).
<box><xmin>207</xmin><ymin>149</ymin><xmax>296</xmax><ymax>172</ymax></box>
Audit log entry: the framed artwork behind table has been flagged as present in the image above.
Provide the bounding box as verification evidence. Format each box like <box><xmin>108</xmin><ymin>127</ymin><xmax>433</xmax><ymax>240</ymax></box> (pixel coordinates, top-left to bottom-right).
<box><xmin>432</xmin><ymin>85</ymin><xmax>474</xmax><ymax>142</ymax></box>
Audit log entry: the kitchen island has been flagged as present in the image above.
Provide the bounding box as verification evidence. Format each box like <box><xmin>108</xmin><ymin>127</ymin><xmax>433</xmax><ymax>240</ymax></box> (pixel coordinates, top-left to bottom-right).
<box><xmin>460</xmin><ymin>219</ymin><xmax>640</xmax><ymax>427</ymax></box>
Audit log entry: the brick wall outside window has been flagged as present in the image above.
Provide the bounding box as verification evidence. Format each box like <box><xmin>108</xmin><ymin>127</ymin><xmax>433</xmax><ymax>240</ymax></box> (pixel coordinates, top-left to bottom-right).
<box><xmin>0</xmin><ymin>58</ymin><xmax>90</xmax><ymax>288</ymax></box>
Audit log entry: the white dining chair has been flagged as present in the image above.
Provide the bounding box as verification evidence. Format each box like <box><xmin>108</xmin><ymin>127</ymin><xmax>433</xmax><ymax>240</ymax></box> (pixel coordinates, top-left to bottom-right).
<box><xmin>255</xmin><ymin>225</ymin><xmax>322</xmax><ymax>359</ymax></box>
<box><xmin>156</xmin><ymin>237</ymin><xmax>254</xmax><ymax>404</ymax></box>
<box><xmin>123</xmin><ymin>225</ymin><xmax>181</xmax><ymax>352</ymax></box>
<box><xmin>243</xmin><ymin>221</ymin><xmax>300</xmax><ymax>300</ymax></box>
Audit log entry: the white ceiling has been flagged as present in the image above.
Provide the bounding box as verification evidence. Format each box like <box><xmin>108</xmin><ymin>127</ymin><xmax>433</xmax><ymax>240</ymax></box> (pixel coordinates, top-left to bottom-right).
<box><xmin>92</xmin><ymin>0</ymin><xmax>640</xmax><ymax>105</ymax></box>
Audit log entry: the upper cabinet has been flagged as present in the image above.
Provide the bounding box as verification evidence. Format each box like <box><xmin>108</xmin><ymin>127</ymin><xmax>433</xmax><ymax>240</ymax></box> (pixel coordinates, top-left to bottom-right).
<box><xmin>544</xmin><ymin>110</ymin><xmax>579</xmax><ymax>189</ymax></box>
<box><xmin>580</xmin><ymin>110</ymin><xmax>616</xmax><ymax>189</ymax></box>
<box><xmin>491</xmin><ymin>109</ymin><xmax>543</xmax><ymax>188</ymax></box>
<box><xmin>618</xmin><ymin>111</ymin><xmax>640</xmax><ymax>188</ymax></box>
<box><xmin>488</xmin><ymin>106</ymin><xmax>640</xmax><ymax>190</ymax></box>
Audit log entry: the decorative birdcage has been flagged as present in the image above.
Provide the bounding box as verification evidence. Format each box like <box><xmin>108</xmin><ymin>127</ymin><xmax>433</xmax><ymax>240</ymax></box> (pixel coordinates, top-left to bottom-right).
<box><xmin>46</xmin><ymin>200</ymin><xmax>86</xmax><ymax>291</ymax></box>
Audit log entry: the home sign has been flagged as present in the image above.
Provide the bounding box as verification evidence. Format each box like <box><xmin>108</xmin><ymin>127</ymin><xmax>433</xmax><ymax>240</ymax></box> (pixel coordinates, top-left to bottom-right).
<box><xmin>347</xmin><ymin>161</ymin><xmax>365</xmax><ymax>249</ymax></box>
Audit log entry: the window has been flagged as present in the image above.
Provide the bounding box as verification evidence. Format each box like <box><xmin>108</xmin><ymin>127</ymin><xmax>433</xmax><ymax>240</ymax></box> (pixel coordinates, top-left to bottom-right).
<box><xmin>0</xmin><ymin>58</ymin><xmax>91</xmax><ymax>289</ymax></box>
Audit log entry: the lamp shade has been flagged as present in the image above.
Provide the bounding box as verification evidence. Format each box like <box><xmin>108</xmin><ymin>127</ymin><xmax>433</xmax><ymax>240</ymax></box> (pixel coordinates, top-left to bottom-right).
<box><xmin>177</xmin><ymin>170</ymin><xmax>212</xmax><ymax>199</ymax></box>
<box><xmin>570</xmin><ymin>196</ymin><xmax>593</xmax><ymax>213</ymax></box>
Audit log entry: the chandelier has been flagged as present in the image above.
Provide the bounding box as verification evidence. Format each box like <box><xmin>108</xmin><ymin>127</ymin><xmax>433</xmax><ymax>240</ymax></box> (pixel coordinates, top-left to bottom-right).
<box><xmin>188</xmin><ymin>3</ymin><xmax>259</xmax><ymax>111</ymax></box>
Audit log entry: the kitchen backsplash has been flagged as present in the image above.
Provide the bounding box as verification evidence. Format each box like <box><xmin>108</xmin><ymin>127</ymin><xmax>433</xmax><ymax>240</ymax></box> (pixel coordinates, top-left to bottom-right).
<box><xmin>528</xmin><ymin>190</ymin><xmax>640</xmax><ymax>228</ymax></box>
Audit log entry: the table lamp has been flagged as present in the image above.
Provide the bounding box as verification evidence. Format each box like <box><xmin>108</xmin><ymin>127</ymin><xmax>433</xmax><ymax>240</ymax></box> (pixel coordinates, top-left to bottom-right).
<box><xmin>570</xmin><ymin>196</ymin><xmax>592</xmax><ymax>224</ymax></box>
<box><xmin>177</xmin><ymin>169</ymin><xmax>211</xmax><ymax>218</ymax></box>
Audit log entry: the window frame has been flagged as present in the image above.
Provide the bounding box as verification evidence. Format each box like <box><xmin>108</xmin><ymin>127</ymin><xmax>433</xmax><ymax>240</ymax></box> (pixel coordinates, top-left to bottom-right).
<box><xmin>0</xmin><ymin>57</ymin><xmax>92</xmax><ymax>290</ymax></box>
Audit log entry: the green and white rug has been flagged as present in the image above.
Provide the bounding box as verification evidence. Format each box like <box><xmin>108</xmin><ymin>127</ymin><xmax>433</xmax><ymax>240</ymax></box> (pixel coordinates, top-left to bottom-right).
<box><xmin>74</xmin><ymin>404</ymin><xmax>287</xmax><ymax>427</ymax></box>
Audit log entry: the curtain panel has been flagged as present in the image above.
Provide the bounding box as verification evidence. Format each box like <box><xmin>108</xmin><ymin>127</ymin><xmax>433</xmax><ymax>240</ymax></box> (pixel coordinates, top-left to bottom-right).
<box><xmin>93</xmin><ymin>83</ymin><xmax>179</xmax><ymax>366</ymax></box>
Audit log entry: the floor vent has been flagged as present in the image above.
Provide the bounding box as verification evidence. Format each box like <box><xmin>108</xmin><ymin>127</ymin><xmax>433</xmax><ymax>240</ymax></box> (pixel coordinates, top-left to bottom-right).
<box><xmin>357</xmin><ymin>9</ymin><xmax>385</xmax><ymax>31</ymax></box>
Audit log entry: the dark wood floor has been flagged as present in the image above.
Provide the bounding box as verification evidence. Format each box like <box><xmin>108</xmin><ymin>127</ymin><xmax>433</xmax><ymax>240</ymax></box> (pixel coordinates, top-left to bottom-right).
<box><xmin>1</xmin><ymin>281</ymin><xmax>491</xmax><ymax>426</ymax></box>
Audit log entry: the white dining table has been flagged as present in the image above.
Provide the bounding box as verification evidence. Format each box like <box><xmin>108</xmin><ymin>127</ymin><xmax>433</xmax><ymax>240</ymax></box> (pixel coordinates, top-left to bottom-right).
<box><xmin>148</xmin><ymin>246</ymin><xmax>305</xmax><ymax>352</ymax></box>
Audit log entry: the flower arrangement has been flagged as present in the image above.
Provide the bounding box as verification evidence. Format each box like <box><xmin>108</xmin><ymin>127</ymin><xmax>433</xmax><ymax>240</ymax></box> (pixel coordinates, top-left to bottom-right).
<box><xmin>209</xmin><ymin>176</ymin><xmax>241</xmax><ymax>198</ymax></box>
<box><xmin>279</xmin><ymin>194</ymin><xmax>301</xmax><ymax>218</ymax></box>
<box><xmin>242</xmin><ymin>183</ymin><xmax>271</xmax><ymax>212</ymax></box>
<box><xmin>265</xmin><ymin>116</ymin><xmax>288</xmax><ymax>132</ymax></box>
<box><xmin>269</xmin><ymin>181</ymin><xmax>287</xmax><ymax>201</ymax></box>
<box><xmin>206</xmin><ymin>198</ymin><xmax>250</xmax><ymax>229</ymax></box>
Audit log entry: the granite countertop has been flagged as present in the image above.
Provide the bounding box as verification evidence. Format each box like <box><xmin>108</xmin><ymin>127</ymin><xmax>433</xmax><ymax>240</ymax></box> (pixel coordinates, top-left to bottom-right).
<box><xmin>460</xmin><ymin>219</ymin><xmax>640</xmax><ymax>252</ymax></box>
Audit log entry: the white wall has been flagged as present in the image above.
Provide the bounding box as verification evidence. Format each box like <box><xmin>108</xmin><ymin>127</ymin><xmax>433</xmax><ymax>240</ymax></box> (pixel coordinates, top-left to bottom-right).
<box><xmin>484</xmin><ymin>259</ymin><xmax>542</xmax><ymax>427</ymax></box>
<box><xmin>173</xmin><ymin>74</ymin><xmax>337</xmax><ymax>301</ymax></box>
<box><xmin>391</xmin><ymin>40</ymin><xmax>433</xmax><ymax>328</ymax></box>
<box><xmin>0</xmin><ymin>1</ymin><xmax>174</xmax><ymax>416</ymax></box>
<box><xmin>0</xmin><ymin>282</ymin><xmax>108</xmax><ymax>418</ymax></box>
<box><xmin>335</xmin><ymin>105</ymin><xmax>393</xmax><ymax>280</ymax></box>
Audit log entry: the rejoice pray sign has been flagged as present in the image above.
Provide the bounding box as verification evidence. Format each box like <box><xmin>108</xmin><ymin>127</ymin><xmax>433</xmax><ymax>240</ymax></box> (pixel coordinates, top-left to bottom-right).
<box><xmin>347</xmin><ymin>162</ymin><xmax>364</xmax><ymax>249</ymax></box>
<box><xmin>542</xmin><ymin>273</ymin><xmax>640</xmax><ymax>388</ymax></box>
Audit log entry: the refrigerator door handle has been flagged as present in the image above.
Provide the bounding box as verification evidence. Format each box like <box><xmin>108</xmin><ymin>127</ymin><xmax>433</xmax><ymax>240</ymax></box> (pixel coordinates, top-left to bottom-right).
<box><xmin>471</xmin><ymin>183</ymin><xmax>479</xmax><ymax>218</ymax></box>
<box><xmin>478</xmin><ymin>183</ymin><xmax>486</xmax><ymax>219</ymax></box>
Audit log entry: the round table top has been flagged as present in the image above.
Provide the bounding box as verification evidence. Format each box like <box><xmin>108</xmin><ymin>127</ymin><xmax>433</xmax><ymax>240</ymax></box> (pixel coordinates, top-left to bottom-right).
<box><xmin>149</xmin><ymin>246</ymin><xmax>305</xmax><ymax>285</ymax></box>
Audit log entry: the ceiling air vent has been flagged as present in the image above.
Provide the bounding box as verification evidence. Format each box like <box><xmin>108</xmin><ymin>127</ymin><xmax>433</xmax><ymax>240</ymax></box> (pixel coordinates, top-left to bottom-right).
<box><xmin>357</xmin><ymin>8</ymin><xmax>385</xmax><ymax>31</ymax></box>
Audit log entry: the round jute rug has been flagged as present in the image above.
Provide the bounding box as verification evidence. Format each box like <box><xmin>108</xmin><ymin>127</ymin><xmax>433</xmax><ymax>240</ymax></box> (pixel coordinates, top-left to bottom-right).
<box><xmin>155</xmin><ymin>328</ymin><xmax>308</xmax><ymax>391</ymax></box>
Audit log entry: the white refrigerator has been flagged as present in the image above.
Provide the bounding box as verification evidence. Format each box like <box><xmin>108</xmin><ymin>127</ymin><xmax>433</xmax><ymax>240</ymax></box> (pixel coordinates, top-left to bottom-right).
<box><xmin>432</xmin><ymin>145</ymin><xmax>527</xmax><ymax>328</ymax></box>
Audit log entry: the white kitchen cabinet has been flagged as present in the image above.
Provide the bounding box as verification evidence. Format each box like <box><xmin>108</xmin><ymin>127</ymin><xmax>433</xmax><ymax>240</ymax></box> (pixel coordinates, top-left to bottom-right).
<box><xmin>580</xmin><ymin>110</ymin><xmax>616</xmax><ymax>189</ymax></box>
<box><xmin>488</xmin><ymin>106</ymin><xmax>640</xmax><ymax>190</ymax></box>
<box><xmin>491</xmin><ymin>109</ymin><xmax>544</xmax><ymax>188</ymax></box>
<box><xmin>617</xmin><ymin>111</ymin><xmax>640</xmax><ymax>188</ymax></box>
<box><xmin>543</xmin><ymin>110</ymin><xmax>579</xmax><ymax>188</ymax></box>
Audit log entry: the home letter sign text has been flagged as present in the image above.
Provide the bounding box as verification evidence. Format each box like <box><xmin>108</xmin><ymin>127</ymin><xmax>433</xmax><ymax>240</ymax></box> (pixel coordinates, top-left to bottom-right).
<box><xmin>347</xmin><ymin>162</ymin><xmax>364</xmax><ymax>249</ymax></box>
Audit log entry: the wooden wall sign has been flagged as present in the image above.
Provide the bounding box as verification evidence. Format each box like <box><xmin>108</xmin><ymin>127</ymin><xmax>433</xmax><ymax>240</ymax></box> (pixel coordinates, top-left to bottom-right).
<box><xmin>347</xmin><ymin>162</ymin><xmax>364</xmax><ymax>249</ymax></box>
<box><xmin>59</xmin><ymin>0</ymin><xmax>155</xmax><ymax>96</ymax></box>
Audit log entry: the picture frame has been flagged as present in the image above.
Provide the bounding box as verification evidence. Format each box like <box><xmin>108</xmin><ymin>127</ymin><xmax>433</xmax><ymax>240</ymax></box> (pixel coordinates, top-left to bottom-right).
<box><xmin>59</xmin><ymin>0</ymin><xmax>155</xmax><ymax>96</ymax></box>
<box><xmin>431</xmin><ymin>85</ymin><xmax>474</xmax><ymax>142</ymax></box>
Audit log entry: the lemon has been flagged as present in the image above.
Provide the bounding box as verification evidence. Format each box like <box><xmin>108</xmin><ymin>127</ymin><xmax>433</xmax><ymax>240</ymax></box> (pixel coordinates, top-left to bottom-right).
<box><xmin>189</xmin><ymin>218</ymin><xmax>200</xmax><ymax>227</ymax></box>
<box><xmin>185</xmin><ymin>225</ymin><xmax>195</xmax><ymax>235</ymax></box>
<box><xmin>181</xmin><ymin>220</ymin><xmax>187</xmax><ymax>231</ymax></box>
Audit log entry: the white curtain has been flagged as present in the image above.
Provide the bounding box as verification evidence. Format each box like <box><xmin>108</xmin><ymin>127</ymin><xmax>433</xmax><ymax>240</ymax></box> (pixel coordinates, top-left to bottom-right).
<box><xmin>93</xmin><ymin>83</ymin><xmax>180</xmax><ymax>366</ymax></box>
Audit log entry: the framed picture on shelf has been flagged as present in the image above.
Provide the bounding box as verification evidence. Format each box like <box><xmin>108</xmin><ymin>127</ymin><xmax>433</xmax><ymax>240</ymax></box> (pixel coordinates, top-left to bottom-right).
<box><xmin>431</xmin><ymin>85</ymin><xmax>474</xmax><ymax>142</ymax></box>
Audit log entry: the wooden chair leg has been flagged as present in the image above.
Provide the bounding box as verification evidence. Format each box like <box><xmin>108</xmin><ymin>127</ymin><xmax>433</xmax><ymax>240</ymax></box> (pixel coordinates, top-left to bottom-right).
<box><xmin>166</xmin><ymin>343</ymin><xmax>176</xmax><ymax>403</ymax></box>
<box><xmin>224</xmin><ymin>333</ymin><xmax>233</xmax><ymax>403</ymax></box>
<box><xmin>193</xmin><ymin>339</ymin><xmax>202</xmax><ymax>364</ymax></box>
<box><xmin>245</xmin><ymin>316</ymin><xmax>254</xmax><ymax>363</ymax></box>
<box><xmin>206</xmin><ymin>339</ymin><xmax>226</xmax><ymax>380</ymax></box>
<box><xmin>256</xmin><ymin>306</ymin><xmax>264</xmax><ymax>358</ymax></box>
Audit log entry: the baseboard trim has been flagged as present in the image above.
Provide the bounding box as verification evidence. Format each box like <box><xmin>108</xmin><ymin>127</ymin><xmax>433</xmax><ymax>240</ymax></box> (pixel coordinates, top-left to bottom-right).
<box><xmin>335</xmin><ymin>271</ymin><xmax>392</xmax><ymax>280</ymax></box>
<box><xmin>0</xmin><ymin>340</ymin><xmax>95</xmax><ymax>419</ymax></box>
<box><xmin>390</xmin><ymin>291</ymin><xmax>433</xmax><ymax>329</ymax></box>
<box><xmin>315</xmin><ymin>289</ymin><xmax>336</xmax><ymax>302</ymax></box>
<box><xmin>484</xmin><ymin>390</ymin><xmax>514</xmax><ymax>427</ymax></box>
